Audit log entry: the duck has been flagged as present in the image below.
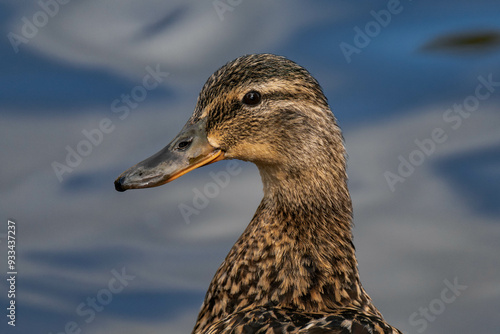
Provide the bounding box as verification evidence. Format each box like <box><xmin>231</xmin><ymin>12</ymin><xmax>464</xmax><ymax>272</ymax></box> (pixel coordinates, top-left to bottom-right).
<box><xmin>115</xmin><ymin>54</ymin><xmax>402</xmax><ymax>334</ymax></box>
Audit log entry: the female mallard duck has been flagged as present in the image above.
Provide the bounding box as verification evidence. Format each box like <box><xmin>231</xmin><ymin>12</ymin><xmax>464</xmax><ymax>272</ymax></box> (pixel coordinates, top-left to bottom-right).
<box><xmin>115</xmin><ymin>54</ymin><xmax>402</xmax><ymax>333</ymax></box>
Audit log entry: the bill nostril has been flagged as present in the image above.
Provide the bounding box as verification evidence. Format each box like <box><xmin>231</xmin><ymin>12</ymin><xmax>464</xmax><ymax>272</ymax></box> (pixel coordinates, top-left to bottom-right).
<box><xmin>176</xmin><ymin>139</ymin><xmax>192</xmax><ymax>151</ymax></box>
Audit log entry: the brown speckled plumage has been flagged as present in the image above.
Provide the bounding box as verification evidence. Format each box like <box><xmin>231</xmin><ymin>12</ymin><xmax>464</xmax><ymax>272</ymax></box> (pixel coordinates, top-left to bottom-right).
<box><xmin>115</xmin><ymin>54</ymin><xmax>402</xmax><ymax>333</ymax></box>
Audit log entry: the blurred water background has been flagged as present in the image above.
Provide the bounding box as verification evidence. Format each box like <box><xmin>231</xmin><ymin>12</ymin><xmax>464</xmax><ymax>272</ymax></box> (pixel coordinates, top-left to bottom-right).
<box><xmin>1</xmin><ymin>1</ymin><xmax>499</xmax><ymax>333</ymax></box>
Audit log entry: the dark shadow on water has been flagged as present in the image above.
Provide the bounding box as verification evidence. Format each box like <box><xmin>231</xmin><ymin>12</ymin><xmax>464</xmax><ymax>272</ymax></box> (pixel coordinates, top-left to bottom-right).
<box><xmin>421</xmin><ymin>29</ymin><xmax>500</xmax><ymax>54</ymax></box>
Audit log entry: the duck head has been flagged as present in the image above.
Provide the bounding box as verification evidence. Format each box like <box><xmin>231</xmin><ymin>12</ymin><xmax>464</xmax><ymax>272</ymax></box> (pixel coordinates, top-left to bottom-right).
<box><xmin>115</xmin><ymin>54</ymin><xmax>346</xmax><ymax>195</ymax></box>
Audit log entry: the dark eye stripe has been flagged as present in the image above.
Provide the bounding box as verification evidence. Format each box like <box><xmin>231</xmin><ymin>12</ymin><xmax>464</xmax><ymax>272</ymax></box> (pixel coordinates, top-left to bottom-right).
<box><xmin>264</xmin><ymin>91</ymin><xmax>311</xmax><ymax>101</ymax></box>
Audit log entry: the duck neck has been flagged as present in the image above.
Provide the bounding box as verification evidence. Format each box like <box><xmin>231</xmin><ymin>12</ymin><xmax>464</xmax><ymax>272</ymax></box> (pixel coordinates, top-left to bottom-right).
<box><xmin>252</xmin><ymin>161</ymin><xmax>374</xmax><ymax>312</ymax></box>
<box><xmin>193</xmin><ymin>157</ymin><xmax>381</xmax><ymax>333</ymax></box>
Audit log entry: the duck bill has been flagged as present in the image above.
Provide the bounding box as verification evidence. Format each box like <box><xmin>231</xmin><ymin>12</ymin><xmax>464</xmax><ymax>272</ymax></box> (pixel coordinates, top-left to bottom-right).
<box><xmin>114</xmin><ymin>120</ymin><xmax>224</xmax><ymax>192</ymax></box>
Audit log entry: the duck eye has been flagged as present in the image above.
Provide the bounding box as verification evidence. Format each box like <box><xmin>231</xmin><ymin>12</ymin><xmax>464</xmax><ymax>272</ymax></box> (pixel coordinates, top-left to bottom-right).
<box><xmin>176</xmin><ymin>138</ymin><xmax>192</xmax><ymax>151</ymax></box>
<box><xmin>242</xmin><ymin>91</ymin><xmax>261</xmax><ymax>106</ymax></box>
